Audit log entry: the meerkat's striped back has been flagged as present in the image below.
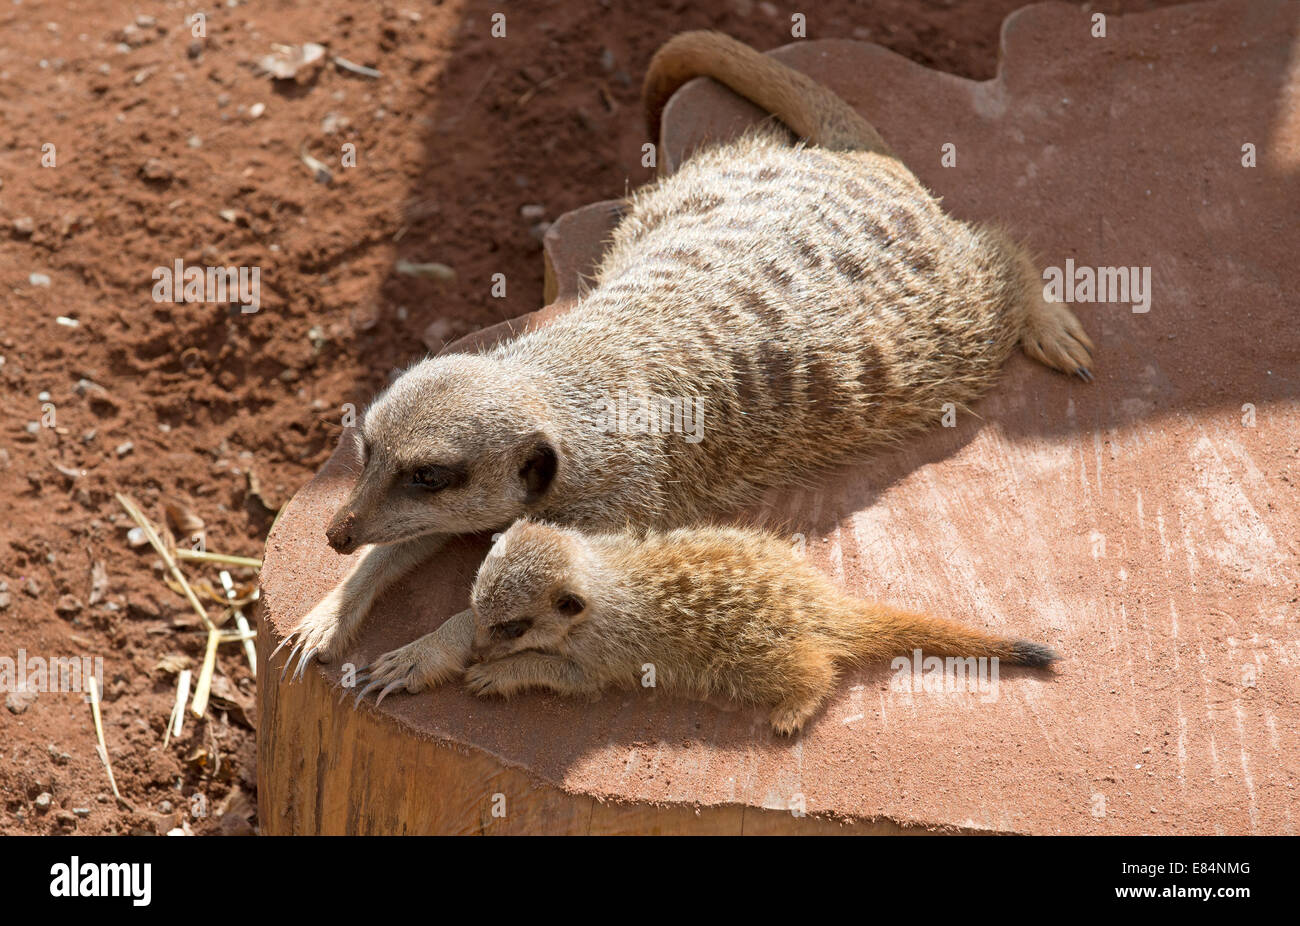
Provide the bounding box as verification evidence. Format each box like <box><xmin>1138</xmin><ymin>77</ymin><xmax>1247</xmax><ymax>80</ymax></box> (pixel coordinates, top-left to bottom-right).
<box><xmin>498</xmin><ymin>128</ymin><xmax>1037</xmax><ymax>526</ymax></box>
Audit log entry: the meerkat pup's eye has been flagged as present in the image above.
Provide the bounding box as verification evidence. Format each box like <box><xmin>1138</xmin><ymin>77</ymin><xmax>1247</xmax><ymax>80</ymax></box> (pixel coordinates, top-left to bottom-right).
<box><xmin>555</xmin><ymin>593</ymin><xmax>585</xmax><ymax>616</ymax></box>
<box><xmin>494</xmin><ymin>619</ymin><xmax>532</xmax><ymax>639</ymax></box>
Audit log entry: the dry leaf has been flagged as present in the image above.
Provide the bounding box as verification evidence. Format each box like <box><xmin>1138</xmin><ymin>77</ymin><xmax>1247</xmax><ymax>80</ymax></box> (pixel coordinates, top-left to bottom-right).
<box><xmin>154</xmin><ymin>653</ymin><xmax>193</xmax><ymax>675</ymax></box>
<box><xmin>164</xmin><ymin>500</ymin><xmax>205</xmax><ymax>537</ymax></box>
<box><xmin>208</xmin><ymin>675</ymin><xmax>255</xmax><ymax>730</ymax></box>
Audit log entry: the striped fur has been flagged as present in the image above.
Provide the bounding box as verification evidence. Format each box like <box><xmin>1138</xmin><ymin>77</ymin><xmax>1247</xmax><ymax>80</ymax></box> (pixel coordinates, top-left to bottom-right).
<box><xmin>492</xmin><ymin>127</ymin><xmax>1042</xmax><ymax>528</ymax></box>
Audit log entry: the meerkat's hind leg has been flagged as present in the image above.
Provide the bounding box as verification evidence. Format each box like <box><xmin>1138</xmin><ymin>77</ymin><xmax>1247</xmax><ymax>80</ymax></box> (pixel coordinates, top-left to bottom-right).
<box><xmin>986</xmin><ymin>227</ymin><xmax>1096</xmax><ymax>382</ymax></box>
<box><xmin>1021</xmin><ymin>296</ymin><xmax>1096</xmax><ymax>382</ymax></box>
<box><xmin>352</xmin><ymin>609</ymin><xmax>476</xmax><ymax>707</ymax></box>
<box><xmin>768</xmin><ymin>651</ymin><xmax>837</xmax><ymax>735</ymax></box>
<box><xmin>769</xmin><ymin>693</ymin><xmax>827</xmax><ymax>736</ymax></box>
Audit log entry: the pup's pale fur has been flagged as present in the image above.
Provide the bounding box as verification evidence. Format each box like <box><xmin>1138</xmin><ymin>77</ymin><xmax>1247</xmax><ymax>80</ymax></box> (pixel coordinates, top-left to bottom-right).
<box><xmin>364</xmin><ymin>520</ymin><xmax>1058</xmax><ymax>734</ymax></box>
<box><xmin>277</xmin><ymin>32</ymin><xmax>1093</xmax><ymax>690</ymax></box>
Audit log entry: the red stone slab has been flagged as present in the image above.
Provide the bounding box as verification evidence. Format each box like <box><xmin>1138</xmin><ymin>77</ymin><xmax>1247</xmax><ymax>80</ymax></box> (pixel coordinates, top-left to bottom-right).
<box><xmin>258</xmin><ymin>0</ymin><xmax>1300</xmax><ymax>834</ymax></box>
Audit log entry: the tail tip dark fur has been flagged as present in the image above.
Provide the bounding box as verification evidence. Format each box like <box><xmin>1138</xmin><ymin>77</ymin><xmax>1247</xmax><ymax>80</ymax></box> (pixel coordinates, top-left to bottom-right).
<box><xmin>1009</xmin><ymin>639</ymin><xmax>1060</xmax><ymax>668</ymax></box>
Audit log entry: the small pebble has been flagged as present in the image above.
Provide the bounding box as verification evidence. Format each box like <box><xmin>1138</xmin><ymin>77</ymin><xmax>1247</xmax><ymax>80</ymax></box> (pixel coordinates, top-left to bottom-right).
<box><xmin>140</xmin><ymin>158</ymin><xmax>173</xmax><ymax>181</ymax></box>
<box><xmin>34</xmin><ymin>792</ymin><xmax>52</xmax><ymax>811</ymax></box>
<box><xmin>29</xmin><ymin>273</ymin><xmax>51</xmax><ymax>286</ymax></box>
<box><xmin>115</xmin><ymin>441</ymin><xmax>134</xmax><ymax>457</ymax></box>
<box><xmin>321</xmin><ymin>112</ymin><xmax>347</xmax><ymax>134</ymax></box>
<box><xmin>5</xmin><ymin>686</ymin><xmax>37</xmax><ymax>714</ymax></box>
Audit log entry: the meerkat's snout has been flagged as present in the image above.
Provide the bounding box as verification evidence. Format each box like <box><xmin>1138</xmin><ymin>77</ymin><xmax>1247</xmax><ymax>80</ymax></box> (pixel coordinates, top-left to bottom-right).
<box><xmin>324</xmin><ymin>463</ymin><xmax>393</xmax><ymax>553</ymax></box>
<box><xmin>325</xmin><ymin>510</ymin><xmax>360</xmax><ymax>554</ymax></box>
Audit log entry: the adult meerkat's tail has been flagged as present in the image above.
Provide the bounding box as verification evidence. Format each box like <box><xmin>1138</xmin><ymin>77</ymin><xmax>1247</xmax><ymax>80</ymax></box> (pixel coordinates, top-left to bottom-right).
<box><xmin>643</xmin><ymin>30</ymin><xmax>893</xmax><ymax>155</ymax></box>
<box><xmin>841</xmin><ymin>602</ymin><xmax>1059</xmax><ymax>668</ymax></box>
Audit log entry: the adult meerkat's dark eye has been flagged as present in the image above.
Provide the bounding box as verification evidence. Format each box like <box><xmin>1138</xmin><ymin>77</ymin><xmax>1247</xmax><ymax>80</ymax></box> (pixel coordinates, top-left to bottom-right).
<box><xmin>493</xmin><ymin>619</ymin><xmax>531</xmax><ymax>640</ymax></box>
<box><xmin>555</xmin><ymin>593</ymin><xmax>585</xmax><ymax>616</ymax></box>
<box><xmin>409</xmin><ymin>463</ymin><xmax>465</xmax><ymax>493</ymax></box>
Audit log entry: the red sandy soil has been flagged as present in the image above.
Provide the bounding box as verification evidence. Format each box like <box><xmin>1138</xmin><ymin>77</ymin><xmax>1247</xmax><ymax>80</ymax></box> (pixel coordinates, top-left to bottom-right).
<box><xmin>0</xmin><ymin>0</ymin><xmax>1177</xmax><ymax>835</ymax></box>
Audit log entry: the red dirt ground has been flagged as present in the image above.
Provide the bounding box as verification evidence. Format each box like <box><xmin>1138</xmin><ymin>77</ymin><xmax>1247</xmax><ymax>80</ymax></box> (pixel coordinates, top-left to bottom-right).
<box><xmin>0</xmin><ymin>0</ymin><xmax>1177</xmax><ymax>834</ymax></box>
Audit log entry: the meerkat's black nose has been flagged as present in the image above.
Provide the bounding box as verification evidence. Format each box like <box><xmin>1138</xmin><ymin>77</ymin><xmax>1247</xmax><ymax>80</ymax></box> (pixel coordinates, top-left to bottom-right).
<box><xmin>326</xmin><ymin>512</ymin><xmax>358</xmax><ymax>553</ymax></box>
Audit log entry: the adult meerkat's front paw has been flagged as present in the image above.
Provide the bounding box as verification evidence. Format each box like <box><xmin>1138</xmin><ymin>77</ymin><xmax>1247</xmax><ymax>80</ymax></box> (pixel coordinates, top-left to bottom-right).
<box><xmin>273</xmin><ymin>587</ymin><xmax>357</xmax><ymax>683</ymax></box>
<box><xmin>352</xmin><ymin>628</ymin><xmax>469</xmax><ymax>707</ymax></box>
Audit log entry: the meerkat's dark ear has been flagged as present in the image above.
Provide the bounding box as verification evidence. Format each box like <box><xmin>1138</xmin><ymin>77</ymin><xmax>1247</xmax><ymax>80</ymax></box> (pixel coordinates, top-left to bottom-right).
<box><xmin>519</xmin><ymin>436</ymin><xmax>558</xmax><ymax>504</ymax></box>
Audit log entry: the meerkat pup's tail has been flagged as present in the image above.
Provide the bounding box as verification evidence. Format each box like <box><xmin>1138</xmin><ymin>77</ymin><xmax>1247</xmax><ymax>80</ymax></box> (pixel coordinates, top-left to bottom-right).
<box><xmin>775</xmin><ymin>600</ymin><xmax>1057</xmax><ymax>734</ymax></box>
<box><xmin>842</xmin><ymin>601</ymin><xmax>1059</xmax><ymax>669</ymax></box>
<box><xmin>643</xmin><ymin>30</ymin><xmax>893</xmax><ymax>155</ymax></box>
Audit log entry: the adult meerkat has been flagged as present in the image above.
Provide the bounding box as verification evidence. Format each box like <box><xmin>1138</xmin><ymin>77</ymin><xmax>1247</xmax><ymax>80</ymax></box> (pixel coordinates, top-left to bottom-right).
<box><xmin>278</xmin><ymin>31</ymin><xmax>1094</xmax><ymax>689</ymax></box>
<box><xmin>360</xmin><ymin>520</ymin><xmax>1058</xmax><ymax>734</ymax></box>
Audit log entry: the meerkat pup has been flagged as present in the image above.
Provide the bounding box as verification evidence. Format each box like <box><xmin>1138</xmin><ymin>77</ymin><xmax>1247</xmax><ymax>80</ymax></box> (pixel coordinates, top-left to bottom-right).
<box><xmin>278</xmin><ymin>31</ymin><xmax>1093</xmax><ymax>691</ymax></box>
<box><xmin>446</xmin><ymin>520</ymin><xmax>1057</xmax><ymax>735</ymax></box>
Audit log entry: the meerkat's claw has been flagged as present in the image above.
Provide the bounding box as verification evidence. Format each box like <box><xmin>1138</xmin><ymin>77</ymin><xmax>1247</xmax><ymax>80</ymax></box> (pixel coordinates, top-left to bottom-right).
<box><xmin>337</xmin><ymin>674</ymin><xmax>367</xmax><ymax>704</ymax></box>
<box><xmin>374</xmin><ymin>679</ymin><xmax>408</xmax><ymax>706</ymax></box>
<box><xmin>1076</xmin><ymin>366</ymin><xmax>1093</xmax><ymax>383</ymax></box>
<box><xmin>280</xmin><ymin>642</ymin><xmax>303</xmax><ymax>682</ymax></box>
<box><xmin>270</xmin><ymin>632</ymin><xmax>295</xmax><ymax>663</ymax></box>
<box><xmin>353</xmin><ymin>676</ymin><xmax>393</xmax><ymax>708</ymax></box>
<box><xmin>292</xmin><ymin>648</ymin><xmax>318</xmax><ymax>682</ymax></box>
